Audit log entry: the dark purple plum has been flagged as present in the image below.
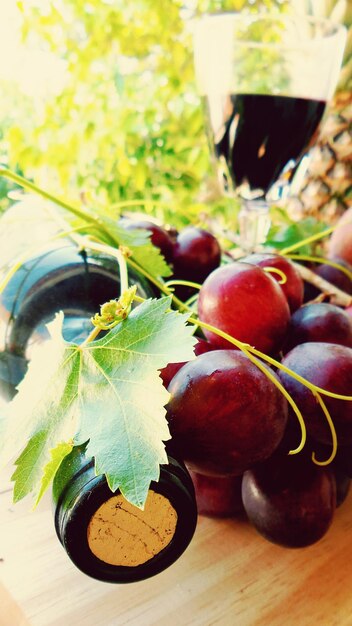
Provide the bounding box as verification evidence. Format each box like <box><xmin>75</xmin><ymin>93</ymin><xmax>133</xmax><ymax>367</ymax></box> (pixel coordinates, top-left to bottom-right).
<box><xmin>242</xmin><ymin>452</ymin><xmax>336</xmax><ymax>548</ymax></box>
<box><xmin>124</xmin><ymin>218</ymin><xmax>175</xmax><ymax>262</ymax></box>
<box><xmin>315</xmin><ymin>259</ymin><xmax>352</xmax><ymax>295</ymax></box>
<box><xmin>284</xmin><ymin>302</ymin><xmax>352</xmax><ymax>352</ymax></box>
<box><xmin>166</xmin><ymin>349</ymin><xmax>288</xmax><ymax>476</ymax></box>
<box><xmin>279</xmin><ymin>342</ymin><xmax>352</xmax><ymax>445</ymax></box>
<box><xmin>172</xmin><ymin>226</ymin><xmax>221</xmax><ymax>284</ymax></box>
<box><xmin>189</xmin><ymin>470</ymin><xmax>244</xmax><ymax>517</ymax></box>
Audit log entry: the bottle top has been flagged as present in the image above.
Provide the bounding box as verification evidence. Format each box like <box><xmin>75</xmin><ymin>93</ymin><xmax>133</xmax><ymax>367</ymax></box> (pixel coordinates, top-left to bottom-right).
<box><xmin>53</xmin><ymin>447</ymin><xmax>198</xmax><ymax>583</ymax></box>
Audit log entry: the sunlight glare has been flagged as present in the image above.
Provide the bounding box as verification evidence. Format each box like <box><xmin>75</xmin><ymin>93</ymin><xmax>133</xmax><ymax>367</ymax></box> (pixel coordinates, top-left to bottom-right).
<box><xmin>0</xmin><ymin>0</ymin><xmax>67</xmax><ymax>100</ymax></box>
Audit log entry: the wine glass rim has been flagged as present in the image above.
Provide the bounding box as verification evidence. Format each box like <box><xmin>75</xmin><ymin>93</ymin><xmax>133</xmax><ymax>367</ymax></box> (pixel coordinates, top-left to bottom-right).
<box><xmin>193</xmin><ymin>11</ymin><xmax>346</xmax><ymax>43</ymax></box>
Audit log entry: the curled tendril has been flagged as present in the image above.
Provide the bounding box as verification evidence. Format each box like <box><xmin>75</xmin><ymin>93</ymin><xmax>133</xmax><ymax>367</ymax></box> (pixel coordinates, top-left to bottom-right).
<box><xmin>311</xmin><ymin>392</ymin><xmax>338</xmax><ymax>466</ymax></box>
<box><xmin>164</xmin><ymin>279</ymin><xmax>203</xmax><ymax>291</ymax></box>
<box><xmin>262</xmin><ymin>266</ymin><xmax>287</xmax><ymax>285</ymax></box>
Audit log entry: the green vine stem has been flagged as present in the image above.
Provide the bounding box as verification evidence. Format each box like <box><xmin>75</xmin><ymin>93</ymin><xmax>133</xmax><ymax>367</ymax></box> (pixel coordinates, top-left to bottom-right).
<box><xmin>184</xmin><ymin>293</ymin><xmax>200</xmax><ymax>308</ymax></box>
<box><xmin>31</xmin><ymin>200</ymin><xmax>131</xmax><ymax>298</ymax></box>
<box><xmin>285</xmin><ymin>254</ymin><xmax>352</xmax><ymax>282</ymax></box>
<box><xmin>279</xmin><ymin>225</ymin><xmax>339</xmax><ymax>256</ymax></box>
<box><xmin>81</xmin><ymin>324</ymin><xmax>101</xmax><ymax>345</ymax></box>
<box><xmin>0</xmin><ymin>168</ymin><xmax>117</xmax><ymax>246</ymax></box>
<box><xmin>78</xmin><ymin>237</ymin><xmax>129</xmax><ymax>295</ymax></box>
<box><xmin>80</xmin><ymin>239</ymin><xmax>131</xmax><ymax>345</ymax></box>
<box><xmin>248</xmin><ymin>345</ymin><xmax>352</xmax><ymax>402</ymax></box>
<box><xmin>125</xmin><ymin>255</ymin><xmax>190</xmax><ymax>313</ymax></box>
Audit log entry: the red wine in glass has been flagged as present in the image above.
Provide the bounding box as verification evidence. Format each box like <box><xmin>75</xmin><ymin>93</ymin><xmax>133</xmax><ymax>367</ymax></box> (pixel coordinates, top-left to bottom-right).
<box><xmin>193</xmin><ymin>13</ymin><xmax>347</xmax><ymax>251</ymax></box>
<box><xmin>208</xmin><ymin>93</ymin><xmax>326</xmax><ymax>197</ymax></box>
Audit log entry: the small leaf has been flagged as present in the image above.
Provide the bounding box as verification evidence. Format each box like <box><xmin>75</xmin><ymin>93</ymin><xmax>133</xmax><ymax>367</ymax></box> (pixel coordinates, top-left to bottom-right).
<box><xmin>99</xmin><ymin>216</ymin><xmax>172</xmax><ymax>278</ymax></box>
<box><xmin>266</xmin><ymin>217</ymin><xmax>328</xmax><ymax>255</ymax></box>
<box><xmin>34</xmin><ymin>441</ymin><xmax>73</xmax><ymax>505</ymax></box>
<box><xmin>11</xmin><ymin>430</ymin><xmax>48</xmax><ymax>502</ymax></box>
<box><xmin>12</xmin><ymin>434</ymin><xmax>72</xmax><ymax>504</ymax></box>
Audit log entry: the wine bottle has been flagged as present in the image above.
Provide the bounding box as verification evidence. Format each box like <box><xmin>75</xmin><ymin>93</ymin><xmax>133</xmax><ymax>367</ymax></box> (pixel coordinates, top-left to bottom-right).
<box><xmin>0</xmin><ymin>242</ymin><xmax>157</xmax><ymax>399</ymax></box>
<box><xmin>52</xmin><ymin>446</ymin><xmax>198</xmax><ymax>583</ymax></box>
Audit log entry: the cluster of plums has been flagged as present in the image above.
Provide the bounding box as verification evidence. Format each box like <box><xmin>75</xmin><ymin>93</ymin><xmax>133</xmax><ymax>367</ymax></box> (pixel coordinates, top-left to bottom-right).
<box><xmin>123</xmin><ymin>215</ymin><xmax>352</xmax><ymax>549</ymax></box>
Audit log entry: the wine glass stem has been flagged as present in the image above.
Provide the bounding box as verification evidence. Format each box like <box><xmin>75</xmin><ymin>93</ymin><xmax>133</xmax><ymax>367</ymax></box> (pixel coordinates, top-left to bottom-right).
<box><xmin>238</xmin><ymin>199</ymin><xmax>271</xmax><ymax>253</ymax></box>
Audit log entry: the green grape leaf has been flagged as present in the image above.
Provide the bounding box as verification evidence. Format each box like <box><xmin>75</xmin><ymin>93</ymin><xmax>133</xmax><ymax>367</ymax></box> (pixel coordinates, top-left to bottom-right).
<box><xmin>2</xmin><ymin>297</ymin><xmax>196</xmax><ymax>508</ymax></box>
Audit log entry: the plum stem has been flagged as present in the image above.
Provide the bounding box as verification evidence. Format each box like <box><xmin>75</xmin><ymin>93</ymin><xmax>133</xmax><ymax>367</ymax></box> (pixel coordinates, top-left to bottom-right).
<box><xmin>291</xmin><ymin>261</ymin><xmax>352</xmax><ymax>308</ymax></box>
<box><xmin>0</xmin><ymin>167</ymin><xmax>186</xmax><ymax>312</ymax></box>
<box><xmin>82</xmin><ymin>326</ymin><xmax>101</xmax><ymax>344</ymax></box>
<box><xmin>285</xmin><ymin>254</ymin><xmax>352</xmax><ymax>282</ymax></box>
<box><xmin>125</xmin><ymin>255</ymin><xmax>190</xmax><ymax>312</ymax></box>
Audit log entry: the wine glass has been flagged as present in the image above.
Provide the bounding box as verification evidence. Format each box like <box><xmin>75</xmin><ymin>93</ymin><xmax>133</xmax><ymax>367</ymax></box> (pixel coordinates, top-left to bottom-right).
<box><xmin>193</xmin><ymin>13</ymin><xmax>347</xmax><ymax>252</ymax></box>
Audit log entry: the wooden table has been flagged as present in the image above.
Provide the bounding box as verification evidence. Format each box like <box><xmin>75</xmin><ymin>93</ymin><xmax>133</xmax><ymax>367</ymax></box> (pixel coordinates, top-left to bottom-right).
<box><xmin>1</xmin><ymin>473</ymin><xmax>352</xmax><ymax>626</ymax></box>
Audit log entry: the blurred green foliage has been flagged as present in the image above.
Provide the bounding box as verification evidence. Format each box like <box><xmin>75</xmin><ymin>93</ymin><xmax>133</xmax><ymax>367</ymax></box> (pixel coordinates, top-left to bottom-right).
<box><xmin>0</xmin><ymin>81</ymin><xmax>34</xmax><ymax>213</ymax></box>
<box><xmin>2</xmin><ymin>0</ymin><xmax>288</xmax><ymax>227</ymax></box>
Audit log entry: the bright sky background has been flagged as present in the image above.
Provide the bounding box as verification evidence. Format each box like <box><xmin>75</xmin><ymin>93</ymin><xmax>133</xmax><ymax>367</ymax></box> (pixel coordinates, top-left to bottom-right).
<box><xmin>0</xmin><ymin>0</ymin><xmax>67</xmax><ymax>100</ymax></box>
